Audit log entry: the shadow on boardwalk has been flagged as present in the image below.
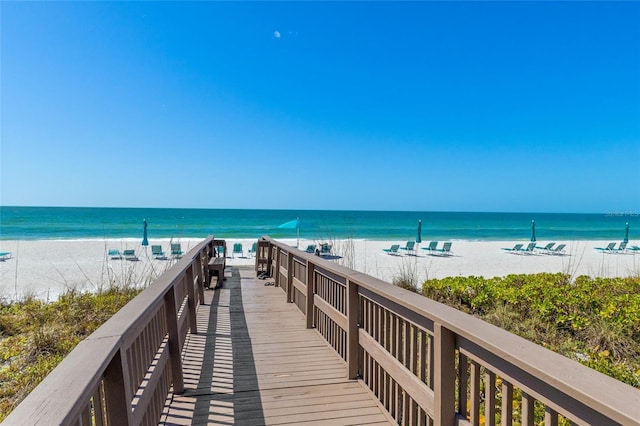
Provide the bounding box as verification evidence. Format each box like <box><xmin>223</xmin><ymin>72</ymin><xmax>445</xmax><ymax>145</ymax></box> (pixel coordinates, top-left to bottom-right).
<box><xmin>161</xmin><ymin>267</ymin><xmax>264</xmax><ymax>425</ymax></box>
<box><xmin>161</xmin><ymin>266</ymin><xmax>393</xmax><ymax>425</ymax></box>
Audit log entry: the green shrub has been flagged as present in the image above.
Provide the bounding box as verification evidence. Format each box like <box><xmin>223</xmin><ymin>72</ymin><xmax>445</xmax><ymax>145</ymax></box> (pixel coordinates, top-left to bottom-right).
<box><xmin>421</xmin><ymin>274</ymin><xmax>640</xmax><ymax>388</ymax></box>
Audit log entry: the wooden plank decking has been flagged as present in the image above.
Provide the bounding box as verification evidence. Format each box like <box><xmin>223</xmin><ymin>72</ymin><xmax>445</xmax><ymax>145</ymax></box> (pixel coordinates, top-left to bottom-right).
<box><xmin>161</xmin><ymin>265</ymin><xmax>394</xmax><ymax>425</ymax></box>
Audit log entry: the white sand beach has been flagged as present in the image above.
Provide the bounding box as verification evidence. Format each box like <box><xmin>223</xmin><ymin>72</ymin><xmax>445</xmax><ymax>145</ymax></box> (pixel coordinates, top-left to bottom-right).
<box><xmin>1</xmin><ymin>238</ymin><xmax>638</xmax><ymax>302</ymax></box>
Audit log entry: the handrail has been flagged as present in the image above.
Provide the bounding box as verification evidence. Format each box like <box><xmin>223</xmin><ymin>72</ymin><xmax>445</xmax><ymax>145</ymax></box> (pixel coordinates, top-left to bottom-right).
<box><xmin>6</xmin><ymin>235</ymin><xmax>639</xmax><ymax>425</ymax></box>
<box><xmin>4</xmin><ymin>236</ymin><xmax>222</xmax><ymax>425</ymax></box>
<box><xmin>257</xmin><ymin>236</ymin><xmax>640</xmax><ymax>426</ymax></box>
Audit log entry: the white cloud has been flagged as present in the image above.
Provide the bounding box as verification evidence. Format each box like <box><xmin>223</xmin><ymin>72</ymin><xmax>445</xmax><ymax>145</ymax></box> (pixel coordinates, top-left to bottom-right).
<box><xmin>273</xmin><ymin>31</ymin><xmax>281</xmax><ymax>38</ymax></box>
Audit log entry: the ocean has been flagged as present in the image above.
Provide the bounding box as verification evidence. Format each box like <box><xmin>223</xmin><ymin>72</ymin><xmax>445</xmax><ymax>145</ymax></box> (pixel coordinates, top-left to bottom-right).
<box><xmin>0</xmin><ymin>206</ymin><xmax>638</xmax><ymax>242</ymax></box>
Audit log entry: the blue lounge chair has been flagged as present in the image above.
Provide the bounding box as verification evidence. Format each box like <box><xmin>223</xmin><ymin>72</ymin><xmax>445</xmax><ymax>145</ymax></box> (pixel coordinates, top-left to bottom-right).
<box><xmin>595</xmin><ymin>242</ymin><xmax>616</xmax><ymax>253</ymax></box>
<box><xmin>319</xmin><ymin>243</ymin><xmax>332</xmax><ymax>256</ymax></box>
<box><xmin>248</xmin><ymin>242</ymin><xmax>257</xmax><ymax>257</ymax></box>
<box><xmin>536</xmin><ymin>242</ymin><xmax>555</xmax><ymax>254</ymax></box>
<box><xmin>383</xmin><ymin>244</ymin><xmax>401</xmax><ymax>255</ymax></box>
<box><xmin>434</xmin><ymin>242</ymin><xmax>453</xmax><ymax>256</ymax></box>
<box><xmin>548</xmin><ymin>243</ymin><xmax>566</xmax><ymax>255</ymax></box>
<box><xmin>628</xmin><ymin>245</ymin><xmax>640</xmax><ymax>253</ymax></box>
<box><xmin>400</xmin><ymin>241</ymin><xmax>416</xmax><ymax>255</ymax></box>
<box><xmin>611</xmin><ymin>242</ymin><xmax>628</xmax><ymax>253</ymax></box>
<box><xmin>152</xmin><ymin>245</ymin><xmax>167</xmax><ymax>260</ymax></box>
<box><xmin>501</xmin><ymin>244</ymin><xmax>524</xmax><ymax>253</ymax></box>
<box><xmin>123</xmin><ymin>249</ymin><xmax>139</xmax><ymax>261</ymax></box>
<box><xmin>171</xmin><ymin>243</ymin><xmax>184</xmax><ymax>258</ymax></box>
<box><xmin>519</xmin><ymin>242</ymin><xmax>537</xmax><ymax>254</ymax></box>
<box><xmin>304</xmin><ymin>244</ymin><xmax>317</xmax><ymax>254</ymax></box>
<box><xmin>232</xmin><ymin>243</ymin><xmax>243</xmax><ymax>258</ymax></box>
<box><xmin>107</xmin><ymin>249</ymin><xmax>122</xmax><ymax>260</ymax></box>
<box><xmin>422</xmin><ymin>241</ymin><xmax>438</xmax><ymax>253</ymax></box>
<box><xmin>0</xmin><ymin>252</ymin><xmax>13</xmax><ymax>261</ymax></box>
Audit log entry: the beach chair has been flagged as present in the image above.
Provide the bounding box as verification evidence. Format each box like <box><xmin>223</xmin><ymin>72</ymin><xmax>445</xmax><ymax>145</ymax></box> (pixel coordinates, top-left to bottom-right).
<box><xmin>400</xmin><ymin>241</ymin><xmax>416</xmax><ymax>255</ymax></box>
<box><xmin>0</xmin><ymin>252</ymin><xmax>13</xmax><ymax>261</ymax></box>
<box><xmin>123</xmin><ymin>249</ymin><xmax>139</xmax><ymax>261</ymax></box>
<box><xmin>304</xmin><ymin>244</ymin><xmax>317</xmax><ymax>254</ymax></box>
<box><xmin>383</xmin><ymin>244</ymin><xmax>401</xmax><ymax>255</ymax></box>
<box><xmin>232</xmin><ymin>243</ymin><xmax>243</xmax><ymax>258</ymax></box>
<box><xmin>319</xmin><ymin>243</ymin><xmax>332</xmax><ymax>256</ymax></box>
<box><xmin>548</xmin><ymin>243</ymin><xmax>566</xmax><ymax>255</ymax></box>
<box><xmin>422</xmin><ymin>241</ymin><xmax>438</xmax><ymax>254</ymax></box>
<box><xmin>595</xmin><ymin>242</ymin><xmax>616</xmax><ymax>253</ymax></box>
<box><xmin>536</xmin><ymin>242</ymin><xmax>555</xmax><ymax>254</ymax></box>
<box><xmin>615</xmin><ymin>242</ymin><xmax>628</xmax><ymax>253</ymax></box>
<box><xmin>151</xmin><ymin>245</ymin><xmax>168</xmax><ymax>260</ymax></box>
<box><xmin>107</xmin><ymin>249</ymin><xmax>122</xmax><ymax>260</ymax></box>
<box><xmin>501</xmin><ymin>243</ymin><xmax>524</xmax><ymax>253</ymax></box>
<box><xmin>171</xmin><ymin>243</ymin><xmax>184</xmax><ymax>258</ymax></box>
<box><xmin>248</xmin><ymin>242</ymin><xmax>257</xmax><ymax>257</ymax></box>
<box><xmin>434</xmin><ymin>242</ymin><xmax>453</xmax><ymax>256</ymax></box>
<box><xmin>519</xmin><ymin>242</ymin><xmax>537</xmax><ymax>254</ymax></box>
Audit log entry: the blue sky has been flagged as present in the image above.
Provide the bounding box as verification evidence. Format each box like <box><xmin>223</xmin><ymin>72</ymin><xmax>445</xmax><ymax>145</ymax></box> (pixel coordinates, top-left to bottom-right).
<box><xmin>2</xmin><ymin>1</ymin><xmax>639</xmax><ymax>213</ymax></box>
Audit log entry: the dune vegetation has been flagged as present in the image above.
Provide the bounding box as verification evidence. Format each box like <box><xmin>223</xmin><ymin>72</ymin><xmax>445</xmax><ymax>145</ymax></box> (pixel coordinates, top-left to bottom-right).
<box><xmin>0</xmin><ymin>288</ymin><xmax>141</xmax><ymax>421</ymax></box>
<box><xmin>420</xmin><ymin>273</ymin><xmax>640</xmax><ymax>389</ymax></box>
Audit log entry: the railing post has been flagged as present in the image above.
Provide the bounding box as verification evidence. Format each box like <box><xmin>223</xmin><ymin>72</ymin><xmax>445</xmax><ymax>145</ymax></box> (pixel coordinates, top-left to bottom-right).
<box><xmin>186</xmin><ymin>263</ymin><xmax>198</xmax><ymax>334</ymax></box>
<box><xmin>164</xmin><ymin>286</ymin><xmax>185</xmax><ymax>394</ymax></box>
<box><xmin>103</xmin><ymin>349</ymin><xmax>133</xmax><ymax>425</ymax></box>
<box><xmin>305</xmin><ymin>260</ymin><xmax>315</xmax><ymax>328</ymax></box>
<box><xmin>346</xmin><ymin>279</ymin><xmax>360</xmax><ymax>379</ymax></box>
<box><xmin>286</xmin><ymin>250</ymin><xmax>294</xmax><ymax>302</ymax></box>
<box><xmin>434</xmin><ymin>323</ymin><xmax>456</xmax><ymax>425</ymax></box>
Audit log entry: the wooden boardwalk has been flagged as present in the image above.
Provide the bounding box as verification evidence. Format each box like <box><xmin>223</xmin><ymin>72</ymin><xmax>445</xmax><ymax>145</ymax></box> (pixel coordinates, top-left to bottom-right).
<box><xmin>161</xmin><ymin>266</ymin><xmax>394</xmax><ymax>426</ymax></box>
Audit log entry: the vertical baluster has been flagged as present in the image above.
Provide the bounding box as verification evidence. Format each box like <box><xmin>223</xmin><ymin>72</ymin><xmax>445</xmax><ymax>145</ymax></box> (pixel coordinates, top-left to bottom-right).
<box><xmin>485</xmin><ymin>371</ymin><xmax>496</xmax><ymax>426</ymax></box>
<box><xmin>521</xmin><ymin>392</ymin><xmax>535</xmax><ymax>426</ymax></box>
<box><xmin>545</xmin><ymin>406</ymin><xmax>559</xmax><ymax>426</ymax></box>
<box><xmin>458</xmin><ymin>353</ymin><xmax>469</xmax><ymax>419</ymax></box>
<box><xmin>405</xmin><ymin>322</ymin><xmax>412</xmax><ymax>402</ymax></box>
<box><xmin>195</xmin><ymin>253</ymin><xmax>205</xmax><ymax>305</ymax></box>
<box><xmin>274</xmin><ymin>247</ymin><xmax>281</xmax><ymax>288</ymax></box>
<box><xmin>165</xmin><ymin>287</ymin><xmax>184</xmax><ymax>394</ymax></box>
<box><xmin>186</xmin><ymin>264</ymin><xmax>197</xmax><ymax>334</ymax></box>
<box><xmin>286</xmin><ymin>251</ymin><xmax>293</xmax><ymax>302</ymax></box>
<box><xmin>470</xmin><ymin>361</ymin><xmax>481</xmax><ymax>425</ymax></box>
<box><xmin>501</xmin><ymin>380</ymin><xmax>513</xmax><ymax>425</ymax></box>
<box><xmin>306</xmin><ymin>262</ymin><xmax>315</xmax><ymax>328</ymax></box>
<box><xmin>420</xmin><ymin>329</ymin><xmax>427</xmax><ymax>384</ymax></box>
<box><xmin>346</xmin><ymin>280</ymin><xmax>360</xmax><ymax>379</ymax></box>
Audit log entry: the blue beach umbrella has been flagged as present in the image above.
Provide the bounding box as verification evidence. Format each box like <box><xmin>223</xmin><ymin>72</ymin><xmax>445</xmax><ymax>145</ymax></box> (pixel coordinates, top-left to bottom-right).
<box><xmin>530</xmin><ymin>220</ymin><xmax>536</xmax><ymax>242</ymax></box>
<box><xmin>142</xmin><ymin>219</ymin><xmax>149</xmax><ymax>246</ymax></box>
<box><xmin>278</xmin><ymin>217</ymin><xmax>302</xmax><ymax>247</ymax></box>
<box><xmin>416</xmin><ymin>220</ymin><xmax>422</xmax><ymax>243</ymax></box>
<box><xmin>624</xmin><ymin>222</ymin><xmax>629</xmax><ymax>244</ymax></box>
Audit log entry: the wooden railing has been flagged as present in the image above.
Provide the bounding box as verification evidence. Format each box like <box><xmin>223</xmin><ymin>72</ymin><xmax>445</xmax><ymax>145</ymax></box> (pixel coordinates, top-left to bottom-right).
<box><xmin>257</xmin><ymin>237</ymin><xmax>640</xmax><ymax>426</ymax></box>
<box><xmin>4</xmin><ymin>237</ymin><xmax>225</xmax><ymax>426</ymax></box>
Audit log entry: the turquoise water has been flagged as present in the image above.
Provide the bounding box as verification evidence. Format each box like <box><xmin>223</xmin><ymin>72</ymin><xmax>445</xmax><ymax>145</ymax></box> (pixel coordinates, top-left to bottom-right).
<box><xmin>0</xmin><ymin>206</ymin><xmax>638</xmax><ymax>241</ymax></box>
